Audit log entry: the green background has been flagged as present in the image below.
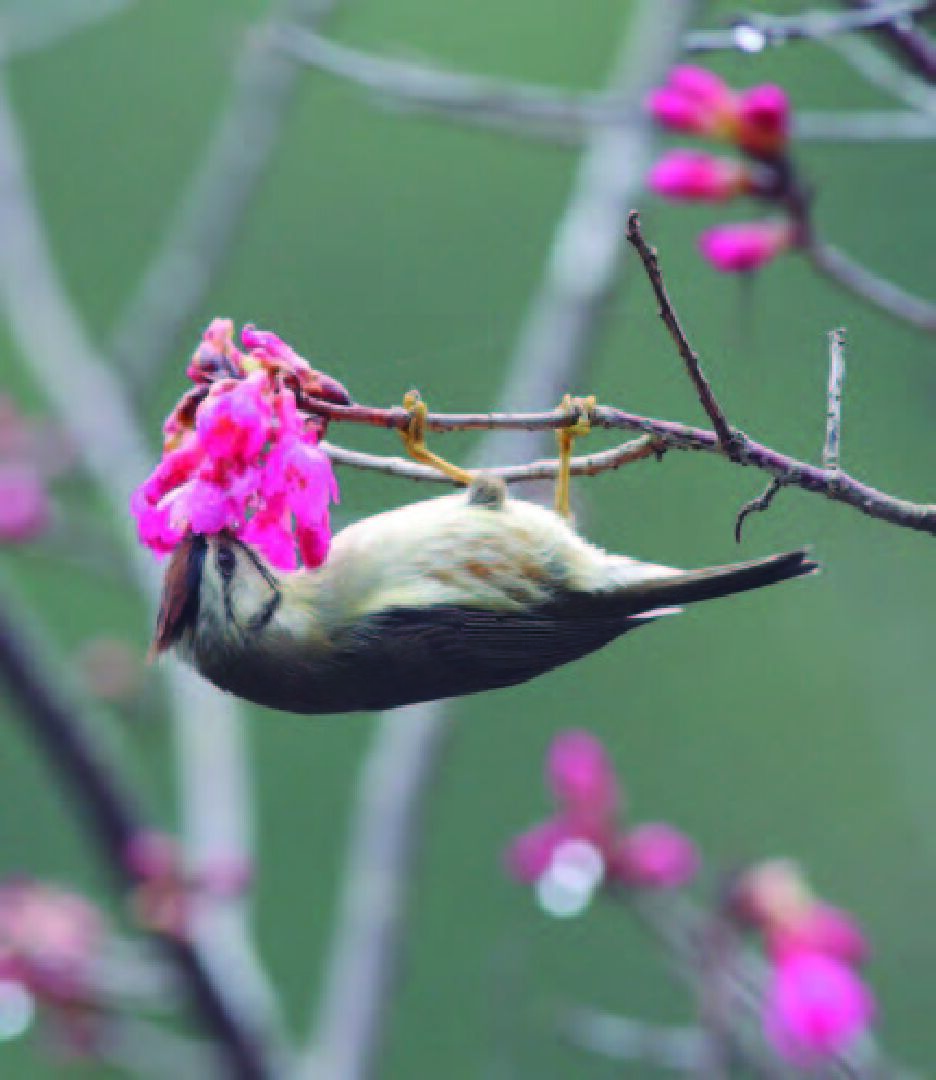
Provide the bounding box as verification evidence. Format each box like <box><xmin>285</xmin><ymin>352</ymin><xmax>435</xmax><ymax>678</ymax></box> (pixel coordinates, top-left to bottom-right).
<box><xmin>1</xmin><ymin>0</ymin><xmax>935</xmax><ymax>1075</ymax></box>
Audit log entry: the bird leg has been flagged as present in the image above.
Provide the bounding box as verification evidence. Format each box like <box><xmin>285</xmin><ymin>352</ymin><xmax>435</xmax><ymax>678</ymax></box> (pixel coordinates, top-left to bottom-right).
<box><xmin>400</xmin><ymin>390</ymin><xmax>474</xmax><ymax>487</ymax></box>
<box><xmin>555</xmin><ymin>394</ymin><xmax>596</xmax><ymax>519</ymax></box>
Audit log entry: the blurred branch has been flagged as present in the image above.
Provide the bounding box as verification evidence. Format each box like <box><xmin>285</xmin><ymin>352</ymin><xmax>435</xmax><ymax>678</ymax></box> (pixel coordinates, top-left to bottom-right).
<box><xmin>0</xmin><ymin>0</ymin><xmax>139</xmax><ymax>60</ymax></box>
<box><xmin>560</xmin><ymin>1006</ymin><xmax>709</xmax><ymax>1072</ymax></box>
<box><xmin>824</xmin><ymin>34</ymin><xmax>936</xmax><ymax>111</ymax></box>
<box><xmin>844</xmin><ymin>0</ymin><xmax>936</xmax><ymax>80</ymax></box>
<box><xmin>684</xmin><ymin>0</ymin><xmax>936</xmax><ymax>53</ymax></box>
<box><xmin>805</xmin><ymin>239</ymin><xmax>936</xmax><ymax>331</ymax></box>
<box><xmin>0</xmin><ymin>589</ymin><xmax>269</xmax><ymax>1080</ymax></box>
<box><xmin>298</xmin><ymin>6</ymin><xmax>697</xmax><ymax>1079</ymax></box>
<box><xmin>795</xmin><ymin>108</ymin><xmax>936</xmax><ymax>138</ymax></box>
<box><xmin>0</xmin><ymin>73</ymin><xmax>283</xmax><ymax>1049</ymax></box>
<box><xmin>112</xmin><ymin>0</ymin><xmax>341</xmax><ymax>395</ymax></box>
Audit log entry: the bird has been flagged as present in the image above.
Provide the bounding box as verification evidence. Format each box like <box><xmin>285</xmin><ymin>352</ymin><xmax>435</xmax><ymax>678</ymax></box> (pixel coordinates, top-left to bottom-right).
<box><xmin>151</xmin><ymin>468</ymin><xmax>817</xmax><ymax>715</ymax></box>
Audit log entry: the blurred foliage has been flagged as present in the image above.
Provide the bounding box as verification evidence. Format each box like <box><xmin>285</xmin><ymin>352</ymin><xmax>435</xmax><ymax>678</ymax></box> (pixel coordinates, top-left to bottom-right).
<box><xmin>0</xmin><ymin>0</ymin><xmax>935</xmax><ymax>1076</ymax></box>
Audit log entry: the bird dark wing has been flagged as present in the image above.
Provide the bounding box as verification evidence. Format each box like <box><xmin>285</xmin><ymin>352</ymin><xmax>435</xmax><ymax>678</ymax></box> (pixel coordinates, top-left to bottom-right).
<box><xmin>328</xmin><ymin>594</ymin><xmax>668</xmax><ymax>711</ymax></box>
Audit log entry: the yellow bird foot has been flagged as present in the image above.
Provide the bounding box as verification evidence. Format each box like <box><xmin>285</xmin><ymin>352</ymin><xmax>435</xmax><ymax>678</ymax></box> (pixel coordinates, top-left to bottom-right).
<box><xmin>555</xmin><ymin>394</ymin><xmax>596</xmax><ymax>520</ymax></box>
<box><xmin>400</xmin><ymin>390</ymin><xmax>475</xmax><ymax>487</ymax></box>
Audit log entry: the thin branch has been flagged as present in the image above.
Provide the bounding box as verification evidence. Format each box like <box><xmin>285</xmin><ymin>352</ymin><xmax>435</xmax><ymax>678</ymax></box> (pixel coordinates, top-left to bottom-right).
<box><xmin>824</xmin><ymin>328</ymin><xmax>847</xmax><ymax>471</ymax></box>
<box><xmin>626</xmin><ymin>211</ymin><xmax>739</xmax><ymax>459</ymax></box>
<box><xmin>0</xmin><ymin>590</ymin><xmax>269</xmax><ymax>1080</ymax></box>
<box><xmin>684</xmin><ymin>0</ymin><xmax>936</xmax><ymax>54</ymax></box>
<box><xmin>844</xmin><ymin>0</ymin><xmax>936</xmax><ymax>81</ymax></box>
<box><xmin>823</xmin><ymin>34</ymin><xmax>936</xmax><ymax>112</ymax></box>
<box><xmin>299</xmin><ymin>7</ymin><xmax>698</xmax><ymax>1078</ymax></box>
<box><xmin>560</xmin><ymin>1006</ymin><xmax>708</xmax><ymax>1071</ymax></box>
<box><xmin>795</xmin><ymin>108</ymin><xmax>936</xmax><ymax>139</ymax></box>
<box><xmin>734</xmin><ymin>479</ymin><xmax>784</xmax><ymax>543</ymax></box>
<box><xmin>0</xmin><ymin>0</ymin><xmax>139</xmax><ymax>60</ymax></box>
<box><xmin>112</xmin><ymin>0</ymin><xmax>340</xmax><ymax>394</ymax></box>
<box><xmin>0</xmin><ymin>72</ymin><xmax>282</xmax><ymax>1050</ymax></box>
<box><xmin>322</xmin><ymin>435</ymin><xmax>662</xmax><ymax>485</ymax></box>
<box><xmin>806</xmin><ymin>240</ymin><xmax>936</xmax><ymax>332</ymax></box>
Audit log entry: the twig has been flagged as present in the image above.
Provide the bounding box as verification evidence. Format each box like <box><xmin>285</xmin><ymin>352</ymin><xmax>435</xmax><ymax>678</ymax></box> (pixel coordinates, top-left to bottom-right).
<box><xmin>112</xmin><ymin>0</ymin><xmax>340</xmax><ymax>394</ymax></box>
<box><xmin>0</xmin><ymin>592</ymin><xmax>269</xmax><ymax>1080</ymax></box>
<box><xmin>625</xmin><ymin>211</ymin><xmax>739</xmax><ymax>460</ymax></box>
<box><xmin>560</xmin><ymin>1006</ymin><xmax>708</xmax><ymax>1071</ymax></box>
<box><xmin>824</xmin><ymin>34</ymin><xmax>936</xmax><ymax>112</ymax></box>
<box><xmin>844</xmin><ymin>0</ymin><xmax>936</xmax><ymax>81</ymax></box>
<box><xmin>806</xmin><ymin>240</ymin><xmax>936</xmax><ymax>332</ymax></box>
<box><xmin>684</xmin><ymin>0</ymin><xmax>936</xmax><ymax>53</ymax></box>
<box><xmin>322</xmin><ymin>435</ymin><xmax>662</xmax><ymax>484</ymax></box>
<box><xmin>0</xmin><ymin>0</ymin><xmax>139</xmax><ymax>60</ymax></box>
<box><xmin>825</xmin><ymin>328</ymin><xmax>847</xmax><ymax>471</ymax></box>
<box><xmin>0</xmin><ymin>72</ymin><xmax>282</xmax><ymax>1051</ymax></box>
<box><xmin>795</xmin><ymin>108</ymin><xmax>936</xmax><ymax>139</ymax></box>
<box><xmin>734</xmin><ymin>479</ymin><xmax>784</xmax><ymax>543</ymax></box>
<box><xmin>298</xmin><ymin>7</ymin><xmax>697</xmax><ymax>1078</ymax></box>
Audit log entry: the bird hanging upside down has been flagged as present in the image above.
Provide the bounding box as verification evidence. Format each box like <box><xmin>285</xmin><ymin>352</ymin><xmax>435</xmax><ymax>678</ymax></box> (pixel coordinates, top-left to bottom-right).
<box><xmin>152</xmin><ymin>406</ymin><xmax>817</xmax><ymax>713</ymax></box>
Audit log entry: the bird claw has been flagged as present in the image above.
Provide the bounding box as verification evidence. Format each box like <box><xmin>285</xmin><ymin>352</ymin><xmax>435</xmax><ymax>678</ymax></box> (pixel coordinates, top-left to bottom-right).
<box><xmin>555</xmin><ymin>394</ymin><xmax>596</xmax><ymax>519</ymax></box>
<box><xmin>400</xmin><ymin>390</ymin><xmax>474</xmax><ymax>487</ymax></box>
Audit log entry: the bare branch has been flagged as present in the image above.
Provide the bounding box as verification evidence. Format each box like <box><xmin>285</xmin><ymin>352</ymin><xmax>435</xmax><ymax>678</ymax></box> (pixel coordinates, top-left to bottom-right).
<box><xmin>843</xmin><ymin>0</ymin><xmax>936</xmax><ymax>81</ymax></box>
<box><xmin>806</xmin><ymin>240</ymin><xmax>936</xmax><ymax>332</ymax></box>
<box><xmin>0</xmin><ymin>0</ymin><xmax>139</xmax><ymax>60</ymax></box>
<box><xmin>626</xmin><ymin>211</ymin><xmax>739</xmax><ymax>459</ymax></box>
<box><xmin>560</xmin><ymin>1006</ymin><xmax>708</xmax><ymax>1071</ymax></box>
<box><xmin>112</xmin><ymin>0</ymin><xmax>341</xmax><ymax>394</ymax></box>
<box><xmin>824</xmin><ymin>328</ymin><xmax>847</xmax><ymax>471</ymax></box>
<box><xmin>824</xmin><ymin>34</ymin><xmax>936</xmax><ymax>112</ymax></box>
<box><xmin>734</xmin><ymin>479</ymin><xmax>784</xmax><ymax>543</ymax></box>
<box><xmin>0</xmin><ymin>73</ymin><xmax>282</xmax><ymax>1050</ymax></box>
<box><xmin>795</xmin><ymin>108</ymin><xmax>936</xmax><ymax>139</ymax></box>
<box><xmin>684</xmin><ymin>0</ymin><xmax>936</xmax><ymax>54</ymax></box>
<box><xmin>0</xmin><ymin>587</ymin><xmax>269</xmax><ymax>1080</ymax></box>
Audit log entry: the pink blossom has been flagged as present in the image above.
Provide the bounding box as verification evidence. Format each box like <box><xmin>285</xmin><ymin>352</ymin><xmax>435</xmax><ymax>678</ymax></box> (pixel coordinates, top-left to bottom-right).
<box><xmin>610</xmin><ymin>822</ymin><xmax>699</xmax><ymax>888</ymax></box>
<box><xmin>698</xmin><ymin>221</ymin><xmax>792</xmax><ymax>273</ymax></box>
<box><xmin>0</xmin><ymin>463</ymin><xmax>51</xmax><ymax>543</ymax></box>
<box><xmin>764</xmin><ymin>952</ymin><xmax>875</xmax><ymax>1065</ymax></box>
<box><xmin>132</xmin><ymin>320</ymin><xmax>344</xmax><ymax>569</ymax></box>
<box><xmin>646</xmin><ymin>66</ymin><xmax>737</xmax><ymax>138</ymax></box>
<box><xmin>0</xmin><ymin>882</ymin><xmax>104</xmax><ymax>1004</ymax></box>
<box><xmin>768</xmin><ymin>904</ymin><xmax>869</xmax><ymax>967</ymax></box>
<box><xmin>547</xmin><ymin>729</ymin><xmax>619</xmax><ymax>824</ymax></box>
<box><xmin>505</xmin><ymin>819</ymin><xmax>578</xmax><ymax>884</ymax></box>
<box><xmin>737</xmin><ymin>84</ymin><xmax>790</xmax><ymax>156</ymax></box>
<box><xmin>648</xmin><ymin>150</ymin><xmax>749</xmax><ymax>202</ymax></box>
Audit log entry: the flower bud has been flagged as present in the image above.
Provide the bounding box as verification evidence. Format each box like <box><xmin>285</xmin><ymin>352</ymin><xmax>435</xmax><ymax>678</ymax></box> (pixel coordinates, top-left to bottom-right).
<box><xmin>547</xmin><ymin>730</ymin><xmax>619</xmax><ymax>823</ymax></box>
<box><xmin>611</xmin><ymin>822</ymin><xmax>699</xmax><ymax>888</ymax></box>
<box><xmin>648</xmin><ymin>150</ymin><xmax>750</xmax><ymax>202</ymax></box>
<box><xmin>698</xmin><ymin>220</ymin><xmax>793</xmax><ymax>273</ymax></box>
<box><xmin>737</xmin><ymin>84</ymin><xmax>790</xmax><ymax>157</ymax></box>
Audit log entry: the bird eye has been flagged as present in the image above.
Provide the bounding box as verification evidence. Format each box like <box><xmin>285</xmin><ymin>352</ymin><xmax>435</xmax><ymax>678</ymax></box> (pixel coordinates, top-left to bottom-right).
<box><xmin>216</xmin><ymin>545</ymin><xmax>236</xmax><ymax>580</ymax></box>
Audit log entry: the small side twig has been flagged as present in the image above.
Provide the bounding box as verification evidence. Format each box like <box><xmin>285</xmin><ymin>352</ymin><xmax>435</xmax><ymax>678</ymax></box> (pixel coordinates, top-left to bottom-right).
<box><xmin>560</xmin><ymin>1006</ymin><xmax>708</xmax><ymax>1071</ymax></box>
<box><xmin>824</xmin><ymin>328</ymin><xmax>847</xmax><ymax>471</ymax></box>
<box><xmin>625</xmin><ymin>211</ymin><xmax>739</xmax><ymax>460</ymax></box>
<box><xmin>734</xmin><ymin>479</ymin><xmax>784</xmax><ymax>543</ymax></box>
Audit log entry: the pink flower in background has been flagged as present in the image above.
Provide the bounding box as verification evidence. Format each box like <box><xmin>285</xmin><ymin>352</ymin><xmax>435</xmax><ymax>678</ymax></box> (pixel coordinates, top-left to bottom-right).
<box><xmin>648</xmin><ymin>150</ymin><xmax>751</xmax><ymax>202</ymax></box>
<box><xmin>505</xmin><ymin>731</ymin><xmax>698</xmax><ymax>900</ymax></box>
<box><xmin>0</xmin><ymin>881</ymin><xmax>104</xmax><ymax>1004</ymax></box>
<box><xmin>764</xmin><ymin>952</ymin><xmax>875</xmax><ymax>1065</ymax></box>
<box><xmin>737</xmin><ymin>84</ymin><xmax>790</xmax><ymax>157</ymax></box>
<box><xmin>611</xmin><ymin>822</ymin><xmax>699</xmax><ymax>889</ymax></box>
<box><xmin>698</xmin><ymin>221</ymin><xmax>792</xmax><ymax>273</ymax></box>
<box><xmin>132</xmin><ymin>320</ymin><xmax>350</xmax><ymax>570</ymax></box>
<box><xmin>0</xmin><ymin>463</ymin><xmax>51</xmax><ymax>543</ymax></box>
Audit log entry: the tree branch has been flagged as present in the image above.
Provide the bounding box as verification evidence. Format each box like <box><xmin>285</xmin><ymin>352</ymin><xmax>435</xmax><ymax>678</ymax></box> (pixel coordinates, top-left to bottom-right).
<box><xmin>0</xmin><ymin>591</ymin><xmax>269</xmax><ymax>1080</ymax></box>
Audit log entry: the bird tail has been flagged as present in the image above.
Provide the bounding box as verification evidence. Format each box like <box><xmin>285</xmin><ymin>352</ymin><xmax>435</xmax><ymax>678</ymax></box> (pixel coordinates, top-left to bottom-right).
<box><xmin>613</xmin><ymin>549</ymin><xmax>818</xmax><ymax>615</ymax></box>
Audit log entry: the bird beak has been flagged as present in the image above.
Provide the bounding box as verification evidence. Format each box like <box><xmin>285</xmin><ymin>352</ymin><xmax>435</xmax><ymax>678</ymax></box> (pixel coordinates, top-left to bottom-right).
<box><xmin>149</xmin><ymin>534</ymin><xmax>206</xmax><ymax>659</ymax></box>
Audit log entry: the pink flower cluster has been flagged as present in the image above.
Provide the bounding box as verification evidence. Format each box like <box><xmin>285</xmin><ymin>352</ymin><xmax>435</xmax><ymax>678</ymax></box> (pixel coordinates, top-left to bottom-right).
<box><xmin>0</xmin><ymin>396</ymin><xmax>64</xmax><ymax>544</ymax></box>
<box><xmin>646</xmin><ymin>66</ymin><xmax>795</xmax><ymax>273</ymax></box>
<box><xmin>732</xmin><ymin>860</ymin><xmax>875</xmax><ymax>1065</ymax></box>
<box><xmin>131</xmin><ymin>320</ymin><xmax>351</xmax><ymax>571</ymax></box>
<box><xmin>506</xmin><ymin>731</ymin><xmax>698</xmax><ymax>898</ymax></box>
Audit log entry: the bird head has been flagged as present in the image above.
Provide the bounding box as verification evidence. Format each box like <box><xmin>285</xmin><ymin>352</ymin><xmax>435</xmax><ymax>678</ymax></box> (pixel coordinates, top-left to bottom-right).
<box><xmin>150</xmin><ymin>532</ymin><xmax>281</xmax><ymax>659</ymax></box>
